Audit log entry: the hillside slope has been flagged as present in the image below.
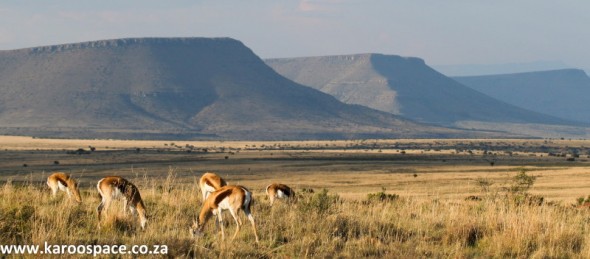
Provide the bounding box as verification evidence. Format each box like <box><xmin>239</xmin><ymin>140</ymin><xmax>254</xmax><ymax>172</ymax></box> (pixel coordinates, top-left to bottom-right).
<box><xmin>265</xmin><ymin>54</ymin><xmax>575</xmax><ymax>128</ymax></box>
<box><xmin>454</xmin><ymin>69</ymin><xmax>590</xmax><ymax>124</ymax></box>
<box><xmin>0</xmin><ymin>38</ymin><xmax>476</xmax><ymax>140</ymax></box>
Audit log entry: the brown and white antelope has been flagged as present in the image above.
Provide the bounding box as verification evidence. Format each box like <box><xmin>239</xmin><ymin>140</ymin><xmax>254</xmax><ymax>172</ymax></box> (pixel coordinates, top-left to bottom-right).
<box><xmin>97</xmin><ymin>176</ymin><xmax>147</xmax><ymax>230</ymax></box>
<box><xmin>266</xmin><ymin>183</ymin><xmax>295</xmax><ymax>206</ymax></box>
<box><xmin>191</xmin><ymin>185</ymin><xmax>259</xmax><ymax>243</ymax></box>
<box><xmin>199</xmin><ymin>172</ymin><xmax>227</xmax><ymax>202</ymax></box>
<box><xmin>47</xmin><ymin>172</ymin><xmax>82</xmax><ymax>203</ymax></box>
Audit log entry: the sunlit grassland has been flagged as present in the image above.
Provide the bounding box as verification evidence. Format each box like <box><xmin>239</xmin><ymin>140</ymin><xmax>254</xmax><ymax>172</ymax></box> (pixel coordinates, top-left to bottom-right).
<box><xmin>3</xmin><ymin>136</ymin><xmax>590</xmax><ymax>257</ymax></box>
<box><xmin>3</xmin><ymin>167</ymin><xmax>590</xmax><ymax>258</ymax></box>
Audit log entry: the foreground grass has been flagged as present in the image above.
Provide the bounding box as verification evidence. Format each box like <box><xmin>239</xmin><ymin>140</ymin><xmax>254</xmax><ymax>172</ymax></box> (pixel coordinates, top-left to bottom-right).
<box><xmin>3</xmin><ymin>175</ymin><xmax>590</xmax><ymax>258</ymax></box>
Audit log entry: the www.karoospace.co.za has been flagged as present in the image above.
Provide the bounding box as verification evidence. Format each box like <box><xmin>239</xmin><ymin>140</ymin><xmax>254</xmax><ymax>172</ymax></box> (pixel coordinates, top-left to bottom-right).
<box><xmin>1</xmin><ymin>242</ymin><xmax>168</xmax><ymax>256</ymax></box>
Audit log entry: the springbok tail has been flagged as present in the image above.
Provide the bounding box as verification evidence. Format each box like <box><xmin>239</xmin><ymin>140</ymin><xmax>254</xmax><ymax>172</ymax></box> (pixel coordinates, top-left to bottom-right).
<box><xmin>242</xmin><ymin>187</ymin><xmax>253</xmax><ymax>211</ymax></box>
<box><xmin>96</xmin><ymin>179</ymin><xmax>105</xmax><ymax>199</ymax></box>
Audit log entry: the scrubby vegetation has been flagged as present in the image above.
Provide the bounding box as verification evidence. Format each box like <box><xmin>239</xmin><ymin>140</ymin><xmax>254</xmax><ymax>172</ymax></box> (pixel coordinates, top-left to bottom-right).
<box><xmin>3</xmin><ymin>171</ymin><xmax>590</xmax><ymax>258</ymax></box>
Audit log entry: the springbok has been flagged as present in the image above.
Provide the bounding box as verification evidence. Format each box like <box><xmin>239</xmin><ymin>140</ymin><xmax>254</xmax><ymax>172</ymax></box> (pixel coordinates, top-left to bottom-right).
<box><xmin>97</xmin><ymin>176</ymin><xmax>147</xmax><ymax>230</ymax></box>
<box><xmin>266</xmin><ymin>183</ymin><xmax>295</xmax><ymax>206</ymax></box>
<box><xmin>191</xmin><ymin>185</ymin><xmax>259</xmax><ymax>243</ymax></box>
<box><xmin>47</xmin><ymin>172</ymin><xmax>82</xmax><ymax>203</ymax></box>
<box><xmin>199</xmin><ymin>172</ymin><xmax>227</xmax><ymax>202</ymax></box>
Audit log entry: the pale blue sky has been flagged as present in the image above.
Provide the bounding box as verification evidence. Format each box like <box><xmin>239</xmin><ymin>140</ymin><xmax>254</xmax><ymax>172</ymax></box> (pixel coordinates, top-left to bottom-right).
<box><xmin>1</xmin><ymin>1</ymin><xmax>589</xmax><ymax>72</ymax></box>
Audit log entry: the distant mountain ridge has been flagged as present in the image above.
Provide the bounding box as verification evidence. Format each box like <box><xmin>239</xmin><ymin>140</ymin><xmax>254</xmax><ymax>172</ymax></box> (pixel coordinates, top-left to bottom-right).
<box><xmin>265</xmin><ymin>54</ymin><xmax>574</xmax><ymax>127</ymax></box>
<box><xmin>432</xmin><ymin>60</ymin><xmax>572</xmax><ymax>77</ymax></box>
<box><xmin>0</xmin><ymin>37</ymin><xmax>479</xmax><ymax>140</ymax></box>
<box><xmin>454</xmin><ymin>69</ymin><xmax>590</xmax><ymax>124</ymax></box>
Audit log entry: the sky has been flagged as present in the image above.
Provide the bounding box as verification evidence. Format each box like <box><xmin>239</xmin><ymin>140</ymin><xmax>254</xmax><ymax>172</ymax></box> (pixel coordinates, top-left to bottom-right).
<box><xmin>1</xmin><ymin>0</ymin><xmax>589</xmax><ymax>73</ymax></box>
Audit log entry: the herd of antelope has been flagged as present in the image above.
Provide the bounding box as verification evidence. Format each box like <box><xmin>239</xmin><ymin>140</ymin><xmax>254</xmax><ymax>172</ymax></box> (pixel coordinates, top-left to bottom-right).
<box><xmin>46</xmin><ymin>172</ymin><xmax>296</xmax><ymax>243</ymax></box>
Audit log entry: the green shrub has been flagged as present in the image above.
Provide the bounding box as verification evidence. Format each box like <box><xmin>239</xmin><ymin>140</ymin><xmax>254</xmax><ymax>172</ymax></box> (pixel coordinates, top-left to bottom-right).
<box><xmin>366</xmin><ymin>188</ymin><xmax>399</xmax><ymax>203</ymax></box>
<box><xmin>509</xmin><ymin>169</ymin><xmax>536</xmax><ymax>194</ymax></box>
<box><xmin>575</xmin><ymin>195</ymin><xmax>590</xmax><ymax>206</ymax></box>
<box><xmin>299</xmin><ymin>189</ymin><xmax>339</xmax><ymax>215</ymax></box>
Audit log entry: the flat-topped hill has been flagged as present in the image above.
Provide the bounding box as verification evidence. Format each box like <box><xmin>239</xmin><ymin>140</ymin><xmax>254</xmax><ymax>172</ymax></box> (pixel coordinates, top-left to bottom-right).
<box><xmin>0</xmin><ymin>38</ymin><xmax>477</xmax><ymax>140</ymax></box>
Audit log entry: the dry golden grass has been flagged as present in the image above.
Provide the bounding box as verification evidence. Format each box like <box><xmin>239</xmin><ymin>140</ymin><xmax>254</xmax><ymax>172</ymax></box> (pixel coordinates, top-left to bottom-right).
<box><xmin>3</xmin><ymin>170</ymin><xmax>590</xmax><ymax>258</ymax></box>
<box><xmin>2</xmin><ymin>137</ymin><xmax>590</xmax><ymax>257</ymax></box>
<box><xmin>2</xmin><ymin>135</ymin><xmax>588</xmax><ymax>151</ymax></box>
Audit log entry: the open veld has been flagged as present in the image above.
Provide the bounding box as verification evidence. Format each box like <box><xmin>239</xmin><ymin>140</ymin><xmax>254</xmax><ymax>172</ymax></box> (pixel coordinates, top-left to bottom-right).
<box><xmin>2</xmin><ymin>136</ymin><xmax>590</xmax><ymax>257</ymax></box>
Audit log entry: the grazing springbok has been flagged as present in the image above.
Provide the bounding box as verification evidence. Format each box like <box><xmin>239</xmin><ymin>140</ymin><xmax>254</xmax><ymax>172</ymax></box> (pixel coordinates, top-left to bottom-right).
<box><xmin>97</xmin><ymin>176</ymin><xmax>147</xmax><ymax>230</ymax></box>
<box><xmin>266</xmin><ymin>183</ymin><xmax>295</xmax><ymax>206</ymax></box>
<box><xmin>47</xmin><ymin>172</ymin><xmax>82</xmax><ymax>203</ymax></box>
<box><xmin>199</xmin><ymin>172</ymin><xmax>227</xmax><ymax>202</ymax></box>
<box><xmin>191</xmin><ymin>185</ymin><xmax>259</xmax><ymax>243</ymax></box>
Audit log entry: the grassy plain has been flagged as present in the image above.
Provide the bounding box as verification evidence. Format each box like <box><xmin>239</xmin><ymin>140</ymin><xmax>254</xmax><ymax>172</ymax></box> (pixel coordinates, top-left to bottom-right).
<box><xmin>2</xmin><ymin>136</ymin><xmax>590</xmax><ymax>257</ymax></box>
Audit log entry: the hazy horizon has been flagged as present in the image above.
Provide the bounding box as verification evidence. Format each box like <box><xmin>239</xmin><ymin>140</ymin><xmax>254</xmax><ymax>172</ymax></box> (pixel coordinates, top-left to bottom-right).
<box><xmin>1</xmin><ymin>1</ymin><xmax>589</xmax><ymax>73</ymax></box>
